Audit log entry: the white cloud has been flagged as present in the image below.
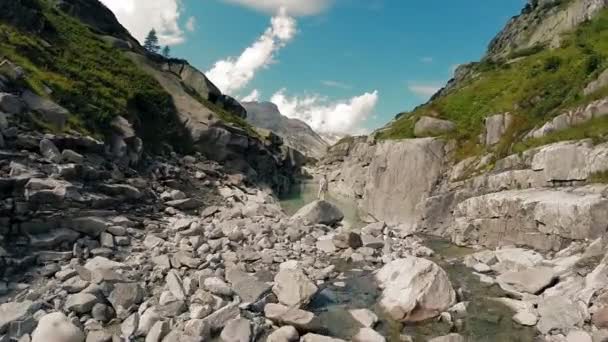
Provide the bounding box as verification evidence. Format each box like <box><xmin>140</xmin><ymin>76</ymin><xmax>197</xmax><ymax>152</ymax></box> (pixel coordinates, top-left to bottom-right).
<box><xmin>206</xmin><ymin>8</ymin><xmax>297</xmax><ymax>95</ymax></box>
<box><xmin>420</xmin><ymin>57</ymin><xmax>434</xmax><ymax>63</ymax></box>
<box><xmin>270</xmin><ymin>89</ymin><xmax>379</xmax><ymax>134</ymax></box>
<box><xmin>241</xmin><ymin>89</ymin><xmax>260</xmax><ymax>102</ymax></box>
<box><xmin>321</xmin><ymin>80</ymin><xmax>352</xmax><ymax>89</ymax></box>
<box><xmin>408</xmin><ymin>84</ymin><xmax>442</xmax><ymax>98</ymax></box>
<box><xmin>222</xmin><ymin>0</ymin><xmax>332</xmax><ymax>16</ymax></box>
<box><xmin>186</xmin><ymin>17</ymin><xmax>196</xmax><ymax>32</ymax></box>
<box><xmin>100</xmin><ymin>0</ymin><xmax>187</xmax><ymax>45</ymax></box>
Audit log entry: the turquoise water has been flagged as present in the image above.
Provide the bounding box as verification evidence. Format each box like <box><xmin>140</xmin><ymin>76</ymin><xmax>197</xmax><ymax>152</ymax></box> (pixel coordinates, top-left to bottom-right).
<box><xmin>280</xmin><ymin>179</ymin><xmax>366</xmax><ymax>229</ymax></box>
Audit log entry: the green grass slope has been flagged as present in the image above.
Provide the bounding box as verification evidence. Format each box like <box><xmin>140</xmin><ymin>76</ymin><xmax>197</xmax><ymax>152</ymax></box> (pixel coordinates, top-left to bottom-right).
<box><xmin>378</xmin><ymin>8</ymin><xmax>608</xmax><ymax>159</ymax></box>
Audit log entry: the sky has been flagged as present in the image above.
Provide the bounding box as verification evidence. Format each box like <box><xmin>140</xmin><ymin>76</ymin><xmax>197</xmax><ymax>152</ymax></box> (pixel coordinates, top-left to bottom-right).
<box><xmin>100</xmin><ymin>0</ymin><xmax>526</xmax><ymax>135</ymax></box>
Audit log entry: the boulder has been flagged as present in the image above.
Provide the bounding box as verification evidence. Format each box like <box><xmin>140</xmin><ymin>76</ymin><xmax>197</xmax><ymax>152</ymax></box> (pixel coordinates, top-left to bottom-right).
<box><xmin>21</xmin><ymin>91</ymin><xmax>69</xmax><ymax>129</ymax></box>
<box><xmin>353</xmin><ymin>328</ymin><xmax>385</xmax><ymax>342</ymax></box>
<box><xmin>166</xmin><ymin>270</ymin><xmax>186</xmax><ymax>301</ymax></box>
<box><xmin>484</xmin><ymin>113</ymin><xmax>513</xmax><ymax>146</ymax></box>
<box><xmin>593</xmin><ymin>306</ymin><xmax>608</xmax><ymax>328</ymax></box>
<box><xmin>414</xmin><ymin>116</ymin><xmax>456</xmax><ymax>137</ymax></box>
<box><xmin>203</xmin><ymin>277</ymin><xmax>232</xmax><ymax>297</ymax></box>
<box><xmin>496</xmin><ymin>266</ymin><xmax>557</xmax><ymax>294</ymax></box>
<box><xmin>70</xmin><ymin>217</ymin><xmax>108</xmax><ymax>237</ymax></box>
<box><xmin>226</xmin><ymin>268</ymin><xmax>271</xmax><ymax>303</ymax></box>
<box><xmin>31</xmin><ymin>312</ymin><xmax>84</xmax><ymax>342</ymax></box>
<box><xmin>220</xmin><ymin>318</ymin><xmax>251</xmax><ymax>342</ymax></box>
<box><xmin>272</xmin><ymin>269</ymin><xmax>318</xmax><ymax>308</ymax></box>
<box><xmin>0</xmin><ymin>93</ymin><xmax>24</xmax><ymax>114</ymax></box>
<box><xmin>264</xmin><ymin>303</ymin><xmax>318</xmax><ymax>331</ymax></box>
<box><xmin>301</xmin><ymin>334</ymin><xmax>346</xmax><ymax>342</ymax></box>
<box><xmin>267</xmin><ymin>326</ymin><xmax>299</xmax><ymax>342</ymax></box>
<box><xmin>292</xmin><ymin>200</ymin><xmax>344</xmax><ymax>226</ymax></box>
<box><xmin>65</xmin><ymin>293</ymin><xmax>98</xmax><ymax>313</ymax></box>
<box><xmin>333</xmin><ymin>232</ymin><xmax>362</xmax><ymax>249</ymax></box>
<box><xmin>428</xmin><ymin>334</ymin><xmax>465</xmax><ymax>342</ymax></box>
<box><xmin>39</xmin><ymin>139</ymin><xmax>62</xmax><ymax>163</ymax></box>
<box><xmin>349</xmin><ymin>309</ymin><xmax>378</xmax><ymax>327</ymax></box>
<box><xmin>107</xmin><ymin>283</ymin><xmax>144</xmax><ymax>318</ymax></box>
<box><xmin>537</xmin><ymin>296</ymin><xmax>585</xmax><ymax>334</ymax></box>
<box><xmin>0</xmin><ymin>301</ymin><xmax>34</xmax><ymax>333</ymax></box>
<box><xmin>376</xmin><ymin>257</ymin><xmax>456</xmax><ymax>322</ymax></box>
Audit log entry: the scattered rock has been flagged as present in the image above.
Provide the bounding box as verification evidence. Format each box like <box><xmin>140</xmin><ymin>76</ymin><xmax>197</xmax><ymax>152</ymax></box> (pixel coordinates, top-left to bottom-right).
<box><xmin>376</xmin><ymin>257</ymin><xmax>455</xmax><ymax>322</ymax></box>
<box><xmin>220</xmin><ymin>318</ymin><xmax>251</xmax><ymax>342</ymax></box>
<box><xmin>292</xmin><ymin>200</ymin><xmax>344</xmax><ymax>226</ymax></box>
<box><xmin>31</xmin><ymin>312</ymin><xmax>84</xmax><ymax>342</ymax></box>
<box><xmin>272</xmin><ymin>269</ymin><xmax>318</xmax><ymax>308</ymax></box>
<box><xmin>353</xmin><ymin>328</ymin><xmax>386</xmax><ymax>342</ymax></box>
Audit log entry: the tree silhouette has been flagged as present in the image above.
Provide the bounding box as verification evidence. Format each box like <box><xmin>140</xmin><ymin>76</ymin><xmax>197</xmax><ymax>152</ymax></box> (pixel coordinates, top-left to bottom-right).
<box><xmin>143</xmin><ymin>29</ymin><xmax>160</xmax><ymax>53</ymax></box>
<box><xmin>162</xmin><ymin>45</ymin><xmax>171</xmax><ymax>58</ymax></box>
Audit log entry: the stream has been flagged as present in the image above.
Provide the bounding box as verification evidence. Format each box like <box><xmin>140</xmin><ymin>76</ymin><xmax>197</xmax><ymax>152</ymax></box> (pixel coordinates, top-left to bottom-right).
<box><xmin>279</xmin><ymin>178</ymin><xmax>537</xmax><ymax>342</ymax></box>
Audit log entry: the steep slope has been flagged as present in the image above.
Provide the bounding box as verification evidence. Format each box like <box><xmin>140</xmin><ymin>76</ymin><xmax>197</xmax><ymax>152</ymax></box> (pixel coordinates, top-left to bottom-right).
<box><xmin>242</xmin><ymin>101</ymin><xmax>329</xmax><ymax>159</ymax></box>
<box><xmin>378</xmin><ymin>0</ymin><xmax>608</xmax><ymax>161</ymax></box>
<box><xmin>0</xmin><ymin>0</ymin><xmax>302</xmax><ymax>193</ymax></box>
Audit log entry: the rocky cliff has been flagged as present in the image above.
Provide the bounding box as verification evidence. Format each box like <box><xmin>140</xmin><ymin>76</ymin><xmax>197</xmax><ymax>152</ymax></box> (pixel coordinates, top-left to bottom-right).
<box><xmin>0</xmin><ymin>0</ymin><xmax>301</xmax><ymax>194</ymax></box>
<box><xmin>242</xmin><ymin>101</ymin><xmax>329</xmax><ymax>160</ymax></box>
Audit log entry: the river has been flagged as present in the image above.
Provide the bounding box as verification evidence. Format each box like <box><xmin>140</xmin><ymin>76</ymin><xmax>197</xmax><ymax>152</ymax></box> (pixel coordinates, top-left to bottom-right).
<box><xmin>279</xmin><ymin>179</ymin><xmax>537</xmax><ymax>342</ymax></box>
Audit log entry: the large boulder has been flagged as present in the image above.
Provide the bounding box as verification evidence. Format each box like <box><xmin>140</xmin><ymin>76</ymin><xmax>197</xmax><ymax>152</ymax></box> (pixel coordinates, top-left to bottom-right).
<box><xmin>21</xmin><ymin>90</ymin><xmax>69</xmax><ymax>130</ymax></box>
<box><xmin>484</xmin><ymin>113</ymin><xmax>513</xmax><ymax>146</ymax></box>
<box><xmin>376</xmin><ymin>257</ymin><xmax>456</xmax><ymax>322</ymax></box>
<box><xmin>272</xmin><ymin>269</ymin><xmax>318</xmax><ymax>308</ymax></box>
<box><xmin>31</xmin><ymin>312</ymin><xmax>84</xmax><ymax>342</ymax></box>
<box><xmin>0</xmin><ymin>93</ymin><xmax>24</xmax><ymax>114</ymax></box>
<box><xmin>414</xmin><ymin>116</ymin><xmax>456</xmax><ymax>137</ymax></box>
<box><xmin>292</xmin><ymin>200</ymin><xmax>344</xmax><ymax>226</ymax></box>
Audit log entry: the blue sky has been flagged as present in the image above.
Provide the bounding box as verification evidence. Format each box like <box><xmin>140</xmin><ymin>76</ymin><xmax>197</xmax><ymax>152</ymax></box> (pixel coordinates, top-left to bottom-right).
<box><xmin>102</xmin><ymin>0</ymin><xmax>526</xmax><ymax>134</ymax></box>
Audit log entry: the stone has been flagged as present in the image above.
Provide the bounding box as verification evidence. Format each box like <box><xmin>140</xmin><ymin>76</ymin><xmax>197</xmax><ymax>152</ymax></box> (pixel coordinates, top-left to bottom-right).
<box><xmin>292</xmin><ymin>200</ymin><xmax>344</xmax><ymax>226</ymax></box>
<box><xmin>84</xmin><ymin>257</ymin><xmax>126</xmax><ymax>272</ymax></box>
<box><xmin>21</xmin><ymin>91</ymin><xmax>69</xmax><ymax>129</ymax></box>
<box><xmin>91</xmin><ymin>304</ymin><xmax>114</xmax><ymax>323</ymax></box>
<box><xmin>144</xmin><ymin>235</ymin><xmax>164</xmax><ymax>249</ymax></box>
<box><xmin>166</xmin><ymin>270</ymin><xmax>186</xmax><ymax>301</ymax></box>
<box><xmin>203</xmin><ymin>277</ymin><xmax>232</xmax><ymax>297</ymax></box>
<box><xmin>137</xmin><ymin>307</ymin><xmax>161</xmax><ymax>336</ymax></box>
<box><xmin>497</xmin><ymin>266</ymin><xmax>557</xmax><ymax>294</ymax></box>
<box><xmin>376</xmin><ymin>257</ymin><xmax>455</xmax><ymax>322</ymax></box>
<box><xmin>349</xmin><ymin>309</ymin><xmax>378</xmax><ymax>327</ymax></box>
<box><xmin>414</xmin><ymin>116</ymin><xmax>456</xmax><ymax>137</ymax></box>
<box><xmin>267</xmin><ymin>326</ymin><xmax>299</xmax><ymax>342</ymax></box>
<box><xmin>39</xmin><ymin>139</ymin><xmax>62</xmax><ymax>163</ymax></box>
<box><xmin>99</xmin><ymin>232</ymin><xmax>114</xmax><ymax>249</ymax></box>
<box><xmin>62</xmin><ymin>277</ymin><xmax>89</xmax><ymax>293</ymax></box>
<box><xmin>428</xmin><ymin>334</ymin><xmax>465</xmax><ymax>342</ymax></box>
<box><xmin>0</xmin><ymin>301</ymin><xmax>34</xmax><ymax>334</ymax></box>
<box><xmin>121</xmin><ymin>313</ymin><xmax>139</xmax><ymax>338</ymax></box>
<box><xmin>166</xmin><ymin>198</ymin><xmax>203</xmax><ymax>211</ymax></box>
<box><xmin>145</xmin><ymin>321</ymin><xmax>169</xmax><ymax>342</ymax></box>
<box><xmin>31</xmin><ymin>312</ymin><xmax>84</xmax><ymax>342</ymax></box>
<box><xmin>85</xmin><ymin>330</ymin><xmax>112</xmax><ymax>342</ymax></box>
<box><xmin>484</xmin><ymin>113</ymin><xmax>513</xmax><ymax>146</ymax></box>
<box><xmin>183</xmin><ymin>319</ymin><xmax>210</xmax><ymax>339</ymax></box>
<box><xmin>301</xmin><ymin>334</ymin><xmax>346</xmax><ymax>342</ymax></box>
<box><xmin>537</xmin><ymin>296</ymin><xmax>585</xmax><ymax>334</ymax></box>
<box><xmin>593</xmin><ymin>306</ymin><xmax>608</xmax><ymax>328</ymax></box>
<box><xmin>272</xmin><ymin>269</ymin><xmax>318</xmax><ymax>308</ymax></box>
<box><xmin>333</xmin><ymin>232</ymin><xmax>362</xmax><ymax>249</ymax></box>
<box><xmin>512</xmin><ymin>311</ymin><xmax>538</xmax><ymax>326</ymax></box>
<box><xmin>61</xmin><ymin>149</ymin><xmax>84</xmax><ymax>164</ymax></box>
<box><xmin>220</xmin><ymin>318</ymin><xmax>251</xmax><ymax>342</ymax></box>
<box><xmin>107</xmin><ymin>283</ymin><xmax>143</xmax><ymax>318</ymax></box>
<box><xmin>361</xmin><ymin>235</ymin><xmax>384</xmax><ymax>249</ymax></box>
<box><xmin>71</xmin><ymin>217</ymin><xmax>108</xmax><ymax>237</ymax></box>
<box><xmin>316</xmin><ymin>238</ymin><xmax>337</xmax><ymax>254</ymax></box>
<box><xmin>65</xmin><ymin>293</ymin><xmax>98</xmax><ymax>313</ymax></box>
<box><xmin>566</xmin><ymin>330</ymin><xmax>592</xmax><ymax>342</ymax></box>
<box><xmin>0</xmin><ymin>93</ymin><xmax>24</xmax><ymax>115</ymax></box>
<box><xmin>29</xmin><ymin>229</ymin><xmax>79</xmax><ymax>249</ymax></box>
<box><xmin>199</xmin><ymin>301</ymin><xmax>240</xmax><ymax>331</ymax></box>
<box><xmin>264</xmin><ymin>304</ymin><xmax>318</xmax><ymax>331</ymax></box>
<box><xmin>225</xmin><ymin>268</ymin><xmax>271</xmax><ymax>304</ymax></box>
<box><xmin>353</xmin><ymin>328</ymin><xmax>385</xmax><ymax>342</ymax></box>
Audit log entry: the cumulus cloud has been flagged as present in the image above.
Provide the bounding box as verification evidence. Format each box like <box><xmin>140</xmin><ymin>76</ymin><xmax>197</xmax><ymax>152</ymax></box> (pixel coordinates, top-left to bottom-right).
<box><xmin>206</xmin><ymin>8</ymin><xmax>297</xmax><ymax>95</ymax></box>
<box><xmin>241</xmin><ymin>89</ymin><xmax>261</xmax><ymax>102</ymax></box>
<box><xmin>270</xmin><ymin>89</ymin><xmax>379</xmax><ymax>134</ymax></box>
<box><xmin>408</xmin><ymin>84</ymin><xmax>442</xmax><ymax>98</ymax></box>
<box><xmin>321</xmin><ymin>80</ymin><xmax>352</xmax><ymax>89</ymax></box>
<box><xmin>222</xmin><ymin>0</ymin><xmax>332</xmax><ymax>16</ymax></box>
<box><xmin>100</xmin><ymin>0</ymin><xmax>188</xmax><ymax>45</ymax></box>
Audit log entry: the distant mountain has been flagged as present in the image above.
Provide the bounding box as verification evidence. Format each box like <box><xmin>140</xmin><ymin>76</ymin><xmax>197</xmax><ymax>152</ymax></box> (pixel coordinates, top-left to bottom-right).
<box><xmin>242</xmin><ymin>101</ymin><xmax>329</xmax><ymax>159</ymax></box>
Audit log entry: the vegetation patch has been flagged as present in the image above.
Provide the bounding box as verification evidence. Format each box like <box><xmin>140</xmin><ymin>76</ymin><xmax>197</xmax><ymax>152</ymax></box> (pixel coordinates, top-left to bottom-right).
<box><xmin>379</xmin><ymin>9</ymin><xmax>608</xmax><ymax>159</ymax></box>
<box><xmin>0</xmin><ymin>0</ymin><xmax>191</xmax><ymax>150</ymax></box>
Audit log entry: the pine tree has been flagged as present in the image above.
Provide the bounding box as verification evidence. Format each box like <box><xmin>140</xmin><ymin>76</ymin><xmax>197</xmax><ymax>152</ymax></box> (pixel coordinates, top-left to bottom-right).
<box><xmin>162</xmin><ymin>45</ymin><xmax>171</xmax><ymax>58</ymax></box>
<box><xmin>143</xmin><ymin>29</ymin><xmax>160</xmax><ymax>53</ymax></box>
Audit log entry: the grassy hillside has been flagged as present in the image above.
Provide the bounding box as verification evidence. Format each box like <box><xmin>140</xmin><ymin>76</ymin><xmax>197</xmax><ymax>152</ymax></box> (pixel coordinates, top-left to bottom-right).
<box><xmin>0</xmin><ymin>1</ymin><xmax>195</xmax><ymax>150</ymax></box>
<box><xmin>378</xmin><ymin>8</ymin><xmax>608</xmax><ymax>159</ymax></box>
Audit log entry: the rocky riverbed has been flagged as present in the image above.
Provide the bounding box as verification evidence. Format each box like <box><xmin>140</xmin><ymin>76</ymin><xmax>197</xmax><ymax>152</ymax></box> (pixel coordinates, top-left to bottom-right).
<box><xmin>2</xmin><ymin>88</ymin><xmax>608</xmax><ymax>342</ymax></box>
